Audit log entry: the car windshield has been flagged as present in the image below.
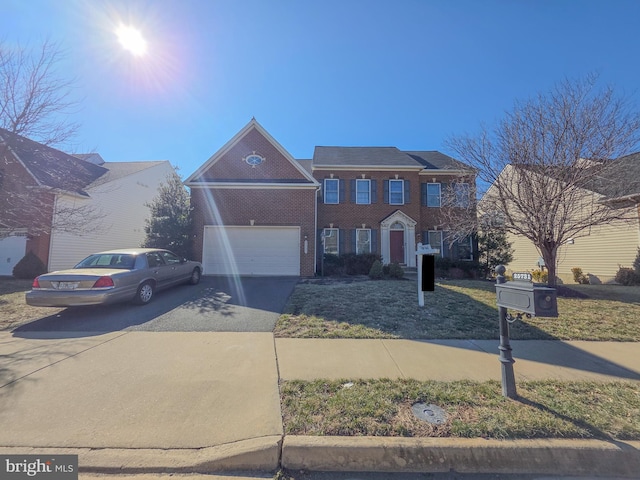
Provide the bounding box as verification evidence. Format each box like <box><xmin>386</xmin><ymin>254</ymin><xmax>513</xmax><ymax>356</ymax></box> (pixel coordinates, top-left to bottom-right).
<box><xmin>74</xmin><ymin>254</ymin><xmax>136</xmax><ymax>269</ymax></box>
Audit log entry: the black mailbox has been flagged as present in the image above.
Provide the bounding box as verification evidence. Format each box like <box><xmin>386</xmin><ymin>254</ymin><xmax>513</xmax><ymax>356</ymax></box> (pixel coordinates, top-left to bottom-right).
<box><xmin>495</xmin><ymin>278</ymin><xmax>558</xmax><ymax>318</ymax></box>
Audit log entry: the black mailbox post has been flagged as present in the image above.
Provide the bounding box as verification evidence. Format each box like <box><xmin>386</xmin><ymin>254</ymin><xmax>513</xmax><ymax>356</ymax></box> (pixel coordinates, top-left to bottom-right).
<box><xmin>494</xmin><ymin>266</ymin><xmax>558</xmax><ymax>399</ymax></box>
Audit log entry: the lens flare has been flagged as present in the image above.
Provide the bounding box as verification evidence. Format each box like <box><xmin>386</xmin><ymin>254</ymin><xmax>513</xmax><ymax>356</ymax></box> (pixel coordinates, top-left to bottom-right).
<box><xmin>116</xmin><ymin>25</ymin><xmax>147</xmax><ymax>56</ymax></box>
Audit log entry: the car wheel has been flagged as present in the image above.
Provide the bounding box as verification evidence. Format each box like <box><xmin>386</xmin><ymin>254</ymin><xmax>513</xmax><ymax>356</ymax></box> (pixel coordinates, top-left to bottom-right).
<box><xmin>189</xmin><ymin>267</ymin><xmax>201</xmax><ymax>285</ymax></box>
<box><xmin>134</xmin><ymin>281</ymin><xmax>154</xmax><ymax>305</ymax></box>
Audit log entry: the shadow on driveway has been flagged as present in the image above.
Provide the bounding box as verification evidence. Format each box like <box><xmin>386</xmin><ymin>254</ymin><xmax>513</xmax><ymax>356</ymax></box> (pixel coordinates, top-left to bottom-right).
<box><xmin>12</xmin><ymin>276</ymin><xmax>299</xmax><ymax>338</ymax></box>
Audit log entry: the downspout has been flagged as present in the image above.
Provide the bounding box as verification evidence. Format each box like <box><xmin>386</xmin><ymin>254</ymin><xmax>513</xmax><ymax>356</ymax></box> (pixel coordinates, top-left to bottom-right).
<box><xmin>314</xmin><ymin>185</ymin><xmax>320</xmax><ymax>275</ymax></box>
<box><xmin>47</xmin><ymin>194</ymin><xmax>59</xmax><ymax>272</ymax></box>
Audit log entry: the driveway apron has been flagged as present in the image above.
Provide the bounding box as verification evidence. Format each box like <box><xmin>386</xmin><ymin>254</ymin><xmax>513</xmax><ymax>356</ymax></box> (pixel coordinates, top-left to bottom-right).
<box><xmin>0</xmin><ymin>331</ymin><xmax>282</xmax><ymax>449</ymax></box>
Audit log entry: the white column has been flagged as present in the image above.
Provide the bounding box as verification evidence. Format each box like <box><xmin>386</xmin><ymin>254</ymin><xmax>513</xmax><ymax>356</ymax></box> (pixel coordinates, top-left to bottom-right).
<box><xmin>381</xmin><ymin>224</ymin><xmax>390</xmax><ymax>264</ymax></box>
<box><xmin>407</xmin><ymin>224</ymin><xmax>416</xmax><ymax>267</ymax></box>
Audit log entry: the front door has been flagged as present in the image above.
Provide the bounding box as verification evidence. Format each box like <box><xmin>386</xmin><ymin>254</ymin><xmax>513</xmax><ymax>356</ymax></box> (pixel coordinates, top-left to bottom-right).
<box><xmin>390</xmin><ymin>230</ymin><xmax>404</xmax><ymax>264</ymax></box>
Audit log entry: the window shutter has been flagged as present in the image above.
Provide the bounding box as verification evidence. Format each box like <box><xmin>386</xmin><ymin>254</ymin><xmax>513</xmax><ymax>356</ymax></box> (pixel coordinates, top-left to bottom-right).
<box><xmin>371</xmin><ymin>229</ymin><xmax>378</xmax><ymax>253</ymax></box>
<box><xmin>350</xmin><ymin>179</ymin><xmax>356</xmax><ymax>203</ymax></box>
<box><xmin>339</xmin><ymin>180</ymin><xmax>345</xmax><ymax>203</ymax></box>
<box><xmin>383</xmin><ymin>180</ymin><xmax>389</xmax><ymax>204</ymax></box>
<box><xmin>404</xmin><ymin>180</ymin><xmax>411</xmax><ymax>204</ymax></box>
<box><xmin>320</xmin><ymin>179</ymin><xmax>325</xmax><ymax>201</ymax></box>
<box><xmin>339</xmin><ymin>229</ymin><xmax>346</xmax><ymax>255</ymax></box>
<box><xmin>422</xmin><ymin>231</ymin><xmax>428</xmax><ymax>246</ymax></box>
<box><xmin>371</xmin><ymin>180</ymin><xmax>378</xmax><ymax>203</ymax></box>
<box><xmin>441</xmin><ymin>183</ymin><xmax>449</xmax><ymax>205</ymax></box>
<box><xmin>421</xmin><ymin>184</ymin><xmax>428</xmax><ymax>206</ymax></box>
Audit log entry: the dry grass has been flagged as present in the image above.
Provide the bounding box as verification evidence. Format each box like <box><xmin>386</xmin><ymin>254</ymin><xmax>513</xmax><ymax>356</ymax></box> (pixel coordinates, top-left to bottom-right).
<box><xmin>0</xmin><ymin>278</ymin><xmax>63</xmax><ymax>330</ymax></box>
<box><xmin>280</xmin><ymin>378</ymin><xmax>640</xmax><ymax>440</ymax></box>
<box><xmin>275</xmin><ymin>279</ymin><xmax>640</xmax><ymax>341</ymax></box>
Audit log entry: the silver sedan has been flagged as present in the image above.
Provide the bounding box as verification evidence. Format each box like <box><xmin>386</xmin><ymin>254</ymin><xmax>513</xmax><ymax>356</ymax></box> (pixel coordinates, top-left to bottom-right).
<box><xmin>26</xmin><ymin>248</ymin><xmax>202</xmax><ymax>307</ymax></box>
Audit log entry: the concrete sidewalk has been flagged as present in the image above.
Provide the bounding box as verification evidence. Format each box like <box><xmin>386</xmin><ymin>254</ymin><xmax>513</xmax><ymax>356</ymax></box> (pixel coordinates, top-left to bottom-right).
<box><xmin>1</xmin><ymin>331</ymin><xmax>639</xmax><ymax>476</ymax></box>
<box><xmin>276</xmin><ymin>338</ymin><xmax>640</xmax><ymax>382</ymax></box>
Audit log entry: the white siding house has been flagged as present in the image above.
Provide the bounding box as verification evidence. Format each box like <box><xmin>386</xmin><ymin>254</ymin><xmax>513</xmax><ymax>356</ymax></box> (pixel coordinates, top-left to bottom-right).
<box><xmin>48</xmin><ymin>161</ymin><xmax>175</xmax><ymax>271</ymax></box>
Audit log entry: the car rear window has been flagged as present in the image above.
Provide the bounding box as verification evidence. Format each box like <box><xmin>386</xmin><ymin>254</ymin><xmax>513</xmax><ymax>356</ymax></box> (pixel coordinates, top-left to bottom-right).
<box><xmin>75</xmin><ymin>254</ymin><xmax>136</xmax><ymax>269</ymax></box>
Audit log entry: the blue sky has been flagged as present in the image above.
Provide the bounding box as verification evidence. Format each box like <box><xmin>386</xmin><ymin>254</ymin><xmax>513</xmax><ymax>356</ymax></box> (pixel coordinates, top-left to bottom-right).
<box><xmin>2</xmin><ymin>0</ymin><xmax>640</xmax><ymax>177</ymax></box>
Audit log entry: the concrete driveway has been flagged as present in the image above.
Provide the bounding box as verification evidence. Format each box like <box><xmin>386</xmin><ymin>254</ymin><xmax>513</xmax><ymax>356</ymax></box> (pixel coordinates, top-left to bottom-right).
<box><xmin>12</xmin><ymin>276</ymin><xmax>299</xmax><ymax>336</ymax></box>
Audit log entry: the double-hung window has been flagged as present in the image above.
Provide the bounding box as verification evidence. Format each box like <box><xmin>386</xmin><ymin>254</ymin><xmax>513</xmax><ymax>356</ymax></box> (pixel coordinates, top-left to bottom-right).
<box><xmin>323</xmin><ymin>228</ymin><xmax>339</xmax><ymax>255</ymax></box>
<box><xmin>456</xmin><ymin>235</ymin><xmax>473</xmax><ymax>261</ymax></box>
<box><xmin>389</xmin><ymin>179</ymin><xmax>404</xmax><ymax>205</ymax></box>
<box><xmin>324</xmin><ymin>179</ymin><xmax>339</xmax><ymax>204</ymax></box>
<box><xmin>356</xmin><ymin>229</ymin><xmax>371</xmax><ymax>254</ymax></box>
<box><xmin>427</xmin><ymin>231</ymin><xmax>443</xmax><ymax>256</ymax></box>
<box><xmin>426</xmin><ymin>183</ymin><xmax>441</xmax><ymax>207</ymax></box>
<box><xmin>356</xmin><ymin>179</ymin><xmax>371</xmax><ymax>204</ymax></box>
<box><xmin>453</xmin><ymin>183</ymin><xmax>470</xmax><ymax>208</ymax></box>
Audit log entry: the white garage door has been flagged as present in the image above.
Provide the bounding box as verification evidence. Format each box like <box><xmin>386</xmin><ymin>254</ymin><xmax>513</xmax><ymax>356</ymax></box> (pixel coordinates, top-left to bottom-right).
<box><xmin>0</xmin><ymin>234</ymin><xmax>27</xmax><ymax>276</ymax></box>
<box><xmin>203</xmin><ymin>226</ymin><xmax>300</xmax><ymax>276</ymax></box>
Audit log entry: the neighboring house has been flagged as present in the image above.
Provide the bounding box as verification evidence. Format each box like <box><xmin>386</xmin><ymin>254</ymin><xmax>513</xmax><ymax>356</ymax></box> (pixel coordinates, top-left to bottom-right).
<box><xmin>47</xmin><ymin>160</ymin><xmax>175</xmax><ymax>271</ymax></box>
<box><xmin>0</xmin><ymin>128</ymin><xmax>174</xmax><ymax>274</ymax></box>
<box><xmin>186</xmin><ymin>119</ymin><xmax>476</xmax><ymax>276</ymax></box>
<box><xmin>495</xmin><ymin>154</ymin><xmax>640</xmax><ymax>284</ymax></box>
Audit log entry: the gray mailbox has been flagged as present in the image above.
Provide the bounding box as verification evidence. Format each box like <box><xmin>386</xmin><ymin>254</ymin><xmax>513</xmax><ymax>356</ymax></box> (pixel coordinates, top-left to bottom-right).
<box><xmin>495</xmin><ymin>272</ymin><xmax>558</xmax><ymax>318</ymax></box>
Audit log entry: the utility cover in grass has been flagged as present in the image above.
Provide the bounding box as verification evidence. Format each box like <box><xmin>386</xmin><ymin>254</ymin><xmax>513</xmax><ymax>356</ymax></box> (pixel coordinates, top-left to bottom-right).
<box><xmin>412</xmin><ymin>403</ymin><xmax>448</xmax><ymax>425</ymax></box>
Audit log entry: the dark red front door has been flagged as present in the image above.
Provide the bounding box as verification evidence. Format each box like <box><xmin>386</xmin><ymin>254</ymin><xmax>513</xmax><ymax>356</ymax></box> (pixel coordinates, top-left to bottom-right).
<box><xmin>390</xmin><ymin>230</ymin><xmax>404</xmax><ymax>264</ymax></box>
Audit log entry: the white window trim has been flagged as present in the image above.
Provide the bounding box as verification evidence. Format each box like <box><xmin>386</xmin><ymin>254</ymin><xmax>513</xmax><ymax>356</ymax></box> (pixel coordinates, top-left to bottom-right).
<box><xmin>356</xmin><ymin>179</ymin><xmax>371</xmax><ymax>205</ymax></box>
<box><xmin>323</xmin><ymin>228</ymin><xmax>339</xmax><ymax>255</ymax></box>
<box><xmin>324</xmin><ymin>179</ymin><xmax>339</xmax><ymax>204</ymax></box>
<box><xmin>356</xmin><ymin>228</ymin><xmax>371</xmax><ymax>254</ymax></box>
<box><xmin>427</xmin><ymin>183</ymin><xmax>441</xmax><ymax>207</ymax></box>
<box><xmin>389</xmin><ymin>179</ymin><xmax>404</xmax><ymax>205</ymax></box>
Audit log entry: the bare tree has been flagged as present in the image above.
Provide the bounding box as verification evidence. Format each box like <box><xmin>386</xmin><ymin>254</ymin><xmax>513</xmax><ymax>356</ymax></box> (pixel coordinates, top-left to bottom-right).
<box><xmin>0</xmin><ymin>38</ymin><xmax>79</xmax><ymax>146</ymax></box>
<box><xmin>445</xmin><ymin>74</ymin><xmax>640</xmax><ymax>285</ymax></box>
<box><xmin>0</xmin><ymin>39</ymin><xmax>107</xmax><ymax>244</ymax></box>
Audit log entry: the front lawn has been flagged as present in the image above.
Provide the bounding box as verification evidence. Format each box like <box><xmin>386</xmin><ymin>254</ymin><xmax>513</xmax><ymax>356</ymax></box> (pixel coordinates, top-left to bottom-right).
<box><xmin>281</xmin><ymin>379</ymin><xmax>640</xmax><ymax>440</ymax></box>
<box><xmin>274</xmin><ymin>279</ymin><xmax>640</xmax><ymax>341</ymax></box>
<box><xmin>0</xmin><ymin>278</ymin><xmax>63</xmax><ymax>331</ymax></box>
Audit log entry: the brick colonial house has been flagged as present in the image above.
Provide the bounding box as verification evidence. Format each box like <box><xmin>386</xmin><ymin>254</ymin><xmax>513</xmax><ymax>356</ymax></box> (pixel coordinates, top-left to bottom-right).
<box><xmin>186</xmin><ymin>119</ymin><xmax>476</xmax><ymax>276</ymax></box>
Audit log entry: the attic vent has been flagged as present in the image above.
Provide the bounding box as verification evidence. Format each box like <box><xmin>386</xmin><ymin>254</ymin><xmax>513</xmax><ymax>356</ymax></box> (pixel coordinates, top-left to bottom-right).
<box><xmin>245</xmin><ymin>153</ymin><xmax>264</xmax><ymax>167</ymax></box>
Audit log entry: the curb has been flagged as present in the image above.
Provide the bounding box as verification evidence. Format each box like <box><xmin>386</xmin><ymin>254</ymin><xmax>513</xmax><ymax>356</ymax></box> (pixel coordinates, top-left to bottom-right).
<box><xmin>3</xmin><ymin>436</ymin><xmax>640</xmax><ymax>476</ymax></box>
<box><xmin>0</xmin><ymin>436</ymin><xmax>282</xmax><ymax>473</ymax></box>
<box><xmin>281</xmin><ymin>436</ymin><xmax>640</xmax><ymax>477</ymax></box>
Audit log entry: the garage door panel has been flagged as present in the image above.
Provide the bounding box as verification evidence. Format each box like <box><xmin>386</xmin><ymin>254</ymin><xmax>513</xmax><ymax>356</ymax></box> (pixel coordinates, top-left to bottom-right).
<box><xmin>0</xmin><ymin>235</ymin><xmax>27</xmax><ymax>276</ymax></box>
<box><xmin>203</xmin><ymin>226</ymin><xmax>300</xmax><ymax>276</ymax></box>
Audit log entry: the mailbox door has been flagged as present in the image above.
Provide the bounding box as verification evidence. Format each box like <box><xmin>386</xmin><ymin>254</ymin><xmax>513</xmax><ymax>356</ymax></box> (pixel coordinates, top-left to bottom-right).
<box><xmin>533</xmin><ymin>289</ymin><xmax>558</xmax><ymax>317</ymax></box>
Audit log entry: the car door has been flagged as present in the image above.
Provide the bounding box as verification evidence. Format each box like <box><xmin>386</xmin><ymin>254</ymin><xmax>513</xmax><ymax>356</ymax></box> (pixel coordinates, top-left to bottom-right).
<box><xmin>159</xmin><ymin>251</ymin><xmax>188</xmax><ymax>285</ymax></box>
<box><xmin>146</xmin><ymin>251</ymin><xmax>173</xmax><ymax>289</ymax></box>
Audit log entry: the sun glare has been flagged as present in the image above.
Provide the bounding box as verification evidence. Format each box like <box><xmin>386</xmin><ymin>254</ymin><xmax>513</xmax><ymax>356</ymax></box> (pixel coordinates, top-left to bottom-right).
<box><xmin>116</xmin><ymin>25</ymin><xmax>147</xmax><ymax>56</ymax></box>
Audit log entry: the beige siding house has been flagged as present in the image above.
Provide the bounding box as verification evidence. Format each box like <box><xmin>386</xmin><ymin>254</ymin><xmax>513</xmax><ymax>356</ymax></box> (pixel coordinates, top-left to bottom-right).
<box><xmin>507</xmin><ymin>213</ymin><xmax>640</xmax><ymax>283</ymax></box>
<box><xmin>493</xmin><ymin>154</ymin><xmax>640</xmax><ymax>284</ymax></box>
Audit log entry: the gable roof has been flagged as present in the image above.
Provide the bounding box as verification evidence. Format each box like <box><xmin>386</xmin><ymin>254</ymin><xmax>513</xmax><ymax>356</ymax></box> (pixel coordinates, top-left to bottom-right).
<box><xmin>0</xmin><ymin>128</ymin><xmax>108</xmax><ymax>197</ymax></box>
<box><xmin>185</xmin><ymin>118</ymin><xmax>319</xmax><ymax>186</ymax></box>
